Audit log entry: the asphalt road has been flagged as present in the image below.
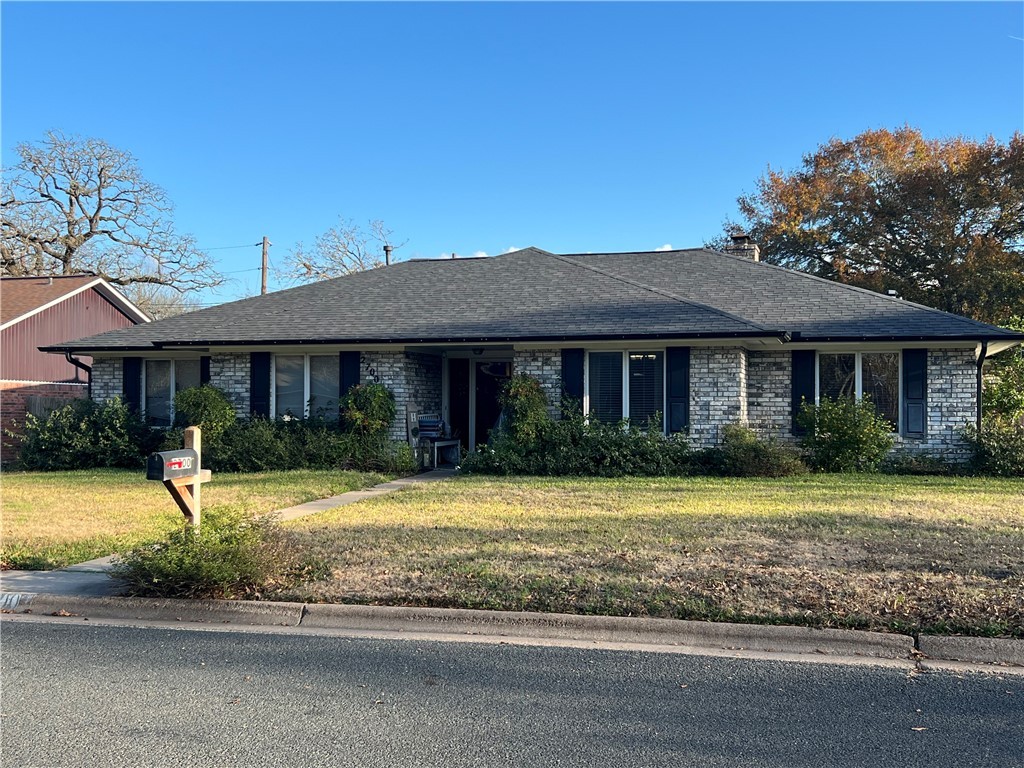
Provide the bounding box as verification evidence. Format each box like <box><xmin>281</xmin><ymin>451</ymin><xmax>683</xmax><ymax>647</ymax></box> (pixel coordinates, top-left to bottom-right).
<box><xmin>2</xmin><ymin>621</ymin><xmax>1022</xmax><ymax>768</ymax></box>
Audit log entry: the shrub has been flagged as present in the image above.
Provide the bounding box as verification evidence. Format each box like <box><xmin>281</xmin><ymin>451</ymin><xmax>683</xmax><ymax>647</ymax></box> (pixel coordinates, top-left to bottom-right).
<box><xmin>706</xmin><ymin>424</ymin><xmax>808</xmax><ymax>477</ymax></box>
<box><xmin>341</xmin><ymin>383</ymin><xmax>396</xmax><ymax>438</ymax></box>
<box><xmin>796</xmin><ymin>396</ymin><xmax>895</xmax><ymax>472</ymax></box>
<box><xmin>112</xmin><ymin>507</ymin><xmax>318</xmax><ymax>599</ymax></box>
<box><xmin>173</xmin><ymin>385</ymin><xmax>236</xmax><ymax>443</ymax></box>
<box><xmin>499</xmin><ymin>374</ymin><xmax>550</xmax><ymax>445</ymax></box>
<box><xmin>14</xmin><ymin>398</ymin><xmax>159</xmax><ymax>470</ymax></box>
<box><xmin>463</xmin><ymin>411</ymin><xmax>694</xmax><ymax>477</ymax></box>
<box><xmin>963</xmin><ymin>416</ymin><xmax>1024</xmax><ymax>477</ymax></box>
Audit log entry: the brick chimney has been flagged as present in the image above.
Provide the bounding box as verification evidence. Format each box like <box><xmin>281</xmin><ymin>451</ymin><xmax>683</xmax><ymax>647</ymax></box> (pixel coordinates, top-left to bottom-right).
<box><xmin>723</xmin><ymin>233</ymin><xmax>760</xmax><ymax>262</ymax></box>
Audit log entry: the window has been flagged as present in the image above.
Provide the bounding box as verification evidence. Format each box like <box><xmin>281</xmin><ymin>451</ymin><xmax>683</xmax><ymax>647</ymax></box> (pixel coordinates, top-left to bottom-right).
<box><xmin>144</xmin><ymin>359</ymin><xmax>203</xmax><ymax>426</ymax></box>
<box><xmin>273</xmin><ymin>354</ymin><xmax>340</xmax><ymax>419</ymax></box>
<box><xmin>817</xmin><ymin>351</ymin><xmax>899</xmax><ymax>428</ymax></box>
<box><xmin>586</xmin><ymin>350</ymin><xmax>665</xmax><ymax>429</ymax></box>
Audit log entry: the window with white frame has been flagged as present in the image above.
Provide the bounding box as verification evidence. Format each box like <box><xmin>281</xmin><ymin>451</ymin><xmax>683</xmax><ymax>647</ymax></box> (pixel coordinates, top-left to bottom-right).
<box><xmin>273</xmin><ymin>354</ymin><xmax>340</xmax><ymax>419</ymax></box>
<box><xmin>586</xmin><ymin>350</ymin><xmax>665</xmax><ymax>428</ymax></box>
<box><xmin>817</xmin><ymin>352</ymin><xmax>899</xmax><ymax>428</ymax></box>
<box><xmin>144</xmin><ymin>359</ymin><xmax>202</xmax><ymax>426</ymax></box>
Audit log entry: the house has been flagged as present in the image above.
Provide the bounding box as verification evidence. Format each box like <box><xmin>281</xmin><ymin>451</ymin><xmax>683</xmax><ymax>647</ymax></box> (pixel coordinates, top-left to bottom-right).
<box><xmin>42</xmin><ymin>242</ymin><xmax>1024</xmax><ymax>460</ymax></box>
<box><xmin>1</xmin><ymin>275</ymin><xmax>150</xmax><ymax>457</ymax></box>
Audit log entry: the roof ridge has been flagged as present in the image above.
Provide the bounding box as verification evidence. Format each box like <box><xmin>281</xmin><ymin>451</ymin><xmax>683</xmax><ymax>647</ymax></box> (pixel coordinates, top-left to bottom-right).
<box><xmin>705</xmin><ymin>248</ymin><xmax>1017</xmax><ymax>335</ymax></box>
<box><xmin>545</xmin><ymin>252</ymin><xmax>776</xmax><ymax>334</ymax></box>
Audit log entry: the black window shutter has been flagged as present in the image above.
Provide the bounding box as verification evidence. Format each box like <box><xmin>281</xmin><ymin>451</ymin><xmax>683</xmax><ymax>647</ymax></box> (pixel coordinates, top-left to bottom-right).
<box><xmin>791</xmin><ymin>350</ymin><xmax>816</xmax><ymax>435</ymax></box>
<box><xmin>340</xmin><ymin>352</ymin><xmax>360</xmax><ymax>396</ymax></box>
<box><xmin>250</xmin><ymin>352</ymin><xmax>271</xmax><ymax>418</ymax></box>
<box><xmin>666</xmin><ymin>347</ymin><xmax>690</xmax><ymax>433</ymax></box>
<box><xmin>902</xmin><ymin>349</ymin><xmax>927</xmax><ymax>437</ymax></box>
<box><xmin>122</xmin><ymin>358</ymin><xmax>142</xmax><ymax>412</ymax></box>
<box><xmin>561</xmin><ymin>348</ymin><xmax>585</xmax><ymax>414</ymax></box>
<box><xmin>200</xmin><ymin>356</ymin><xmax>211</xmax><ymax>385</ymax></box>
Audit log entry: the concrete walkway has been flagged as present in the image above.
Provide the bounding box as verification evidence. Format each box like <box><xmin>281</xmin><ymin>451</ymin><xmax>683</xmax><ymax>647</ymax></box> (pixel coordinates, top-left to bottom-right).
<box><xmin>1</xmin><ymin>469</ymin><xmax>457</xmax><ymax>600</ymax></box>
<box><xmin>273</xmin><ymin>468</ymin><xmax>456</xmax><ymax>521</ymax></box>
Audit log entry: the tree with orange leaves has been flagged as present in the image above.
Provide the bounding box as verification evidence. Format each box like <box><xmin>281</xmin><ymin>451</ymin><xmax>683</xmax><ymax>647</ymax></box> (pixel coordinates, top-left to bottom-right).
<box><xmin>721</xmin><ymin>127</ymin><xmax>1024</xmax><ymax>324</ymax></box>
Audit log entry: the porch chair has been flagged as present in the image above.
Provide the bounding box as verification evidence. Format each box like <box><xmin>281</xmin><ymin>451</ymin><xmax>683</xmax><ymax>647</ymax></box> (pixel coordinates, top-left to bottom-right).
<box><xmin>416</xmin><ymin>413</ymin><xmax>461</xmax><ymax>468</ymax></box>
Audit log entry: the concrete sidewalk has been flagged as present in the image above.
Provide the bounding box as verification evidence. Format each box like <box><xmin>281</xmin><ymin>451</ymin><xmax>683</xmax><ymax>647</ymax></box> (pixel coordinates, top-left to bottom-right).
<box><xmin>1</xmin><ymin>470</ymin><xmax>456</xmax><ymax>599</ymax></box>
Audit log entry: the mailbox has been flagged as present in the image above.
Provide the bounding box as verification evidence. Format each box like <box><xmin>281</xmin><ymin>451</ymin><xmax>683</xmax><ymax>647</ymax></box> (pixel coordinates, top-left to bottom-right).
<box><xmin>147</xmin><ymin>449</ymin><xmax>199</xmax><ymax>481</ymax></box>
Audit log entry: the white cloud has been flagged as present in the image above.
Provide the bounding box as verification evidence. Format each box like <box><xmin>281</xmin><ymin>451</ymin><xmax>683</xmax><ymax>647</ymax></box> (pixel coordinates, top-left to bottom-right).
<box><xmin>505</xmin><ymin>246</ymin><xmax>519</xmax><ymax>253</ymax></box>
<box><xmin>655</xmin><ymin>243</ymin><xmax>674</xmax><ymax>252</ymax></box>
<box><xmin>472</xmin><ymin>250</ymin><xmax>489</xmax><ymax>258</ymax></box>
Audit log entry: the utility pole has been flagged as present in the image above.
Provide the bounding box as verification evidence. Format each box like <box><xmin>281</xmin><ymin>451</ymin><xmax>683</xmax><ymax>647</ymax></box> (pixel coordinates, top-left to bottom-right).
<box><xmin>261</xmin><ymin>236</ymin><xmax>270</xmax><ymax>295</ymax></box>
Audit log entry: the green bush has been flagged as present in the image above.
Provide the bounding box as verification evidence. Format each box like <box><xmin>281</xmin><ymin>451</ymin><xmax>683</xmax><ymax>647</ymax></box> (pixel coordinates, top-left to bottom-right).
<box><xmin>463</xmin><ymin>411</ymin><xmax>693</xmax><ymax>477</ymax></box>
<box><xmin>964</xmin><ymin>416</ymin><xmax>1024</xmax><ymax>477</ymax></box>
<box><xmin>499</xmin><ymin>374</ymin><xmax>550</xmax><ymax>445</ymax></box>
<box><xmin>173</xmin><ymin>385</ymin><xmax>237</xmax><ymax>443</ymax></box>
<box><xmin>341</xmin><ymin>383</ymin><xmax>396</xmax><ymax>438</ymax></box>
<box><xmin>14</xmin><ymin>398</ymin><xmax>160</xmax><ymax>470</ymax></box>
<box><xmin>112</xmin><ymin>507</ymin><xmax>319</xmax><ymax>599</ymax></box>
<box><xmin>796</xmin><ymin>396</ymin><xmax>896</xmax><ymax>472</ymax></box>
<box><xmin>983</xmin><ymin>316</ymin><xmax>1024</xmax><ymax>420</ymax></box>
<box><xmin>706</xmin><ymin>424</ymin><xmax>808</xmax><ymax>477</ymax></box>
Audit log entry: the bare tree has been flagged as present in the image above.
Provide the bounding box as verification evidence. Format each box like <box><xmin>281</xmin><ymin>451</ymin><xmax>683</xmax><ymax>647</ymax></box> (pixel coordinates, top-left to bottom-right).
<box><xmin>1</xmin><ymin>131</ymin><xmax>222</xmax><ymax>293</ymax></box>
<box><xmin>284</xmin><ymin>217</ymin><xmax>401</xmax><ymax>282</ymax></box>
<box><xmin>121</xmin><ymin>283</ymin><xmax>204</xmax><ymax>321</ymax></box>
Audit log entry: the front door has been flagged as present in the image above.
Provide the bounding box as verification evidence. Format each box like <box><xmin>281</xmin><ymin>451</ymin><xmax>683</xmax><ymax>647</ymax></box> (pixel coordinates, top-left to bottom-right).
<box><xmin>445</xmin><ymin>358</ymin><xmax>511</xmax><ymax>451</ymax></box>
<box><xmin>474</xmin><ymin>361</ymin><xmax>511</xmax><ymax>447</ymax></box>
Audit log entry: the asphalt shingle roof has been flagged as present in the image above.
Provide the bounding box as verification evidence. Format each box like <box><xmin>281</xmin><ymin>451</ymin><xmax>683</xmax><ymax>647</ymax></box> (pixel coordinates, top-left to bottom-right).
<box><xmin>48</xmin><ymin>247</ymin><xmax>1024</xmax><ymax>351</ymax></box>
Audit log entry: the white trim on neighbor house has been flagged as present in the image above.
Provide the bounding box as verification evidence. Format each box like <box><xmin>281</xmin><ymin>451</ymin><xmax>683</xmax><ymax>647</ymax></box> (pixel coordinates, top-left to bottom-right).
<box><xmin>0</xmin><ymin>278</ymin><xmax>151</xmax><ymax>331</ymax></box>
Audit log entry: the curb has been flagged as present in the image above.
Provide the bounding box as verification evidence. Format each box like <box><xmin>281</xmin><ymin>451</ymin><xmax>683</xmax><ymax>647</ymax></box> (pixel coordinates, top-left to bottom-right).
<box><xmin>918</xmin><ymin>634</ymin><xmax>1024</xmax><ymax>667</ymax></box>
<box><xmin>7</xmin><ymin>593</ymin><xmax>303</xmax><ymax>626</ymax></box>
<box><xmin>301</xmin><ymin>603</ymin><xmax>912</xmax><ymax>659</ymax></box>
<box><xmin>5</xmin><ymin>592</ymin><xmax>1021</xmax><ymax>669</ymax></box>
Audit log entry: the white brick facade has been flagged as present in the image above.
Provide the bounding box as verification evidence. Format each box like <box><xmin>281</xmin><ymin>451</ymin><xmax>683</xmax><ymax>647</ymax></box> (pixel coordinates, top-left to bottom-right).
<box><xmin>513</xmin><ymin>349</ymin><xmax>562</xmax><ymax>416</ymax></box>
<box><xmin>90</xmin><ymin>357</ymin><xmax>122</xmax><ymax>403</ymax></box>
<box><xmin>88</xmin><ymin>345</ymin><xmax>979</xmax><ymax>459</ymax></box>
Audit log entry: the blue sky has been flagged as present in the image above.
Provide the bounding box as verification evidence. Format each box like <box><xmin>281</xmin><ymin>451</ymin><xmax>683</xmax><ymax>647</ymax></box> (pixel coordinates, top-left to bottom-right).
<box><xmin>3</xmin><ymin>2</ymin><xmax>1022</xmax><ymax>304</ymax></box>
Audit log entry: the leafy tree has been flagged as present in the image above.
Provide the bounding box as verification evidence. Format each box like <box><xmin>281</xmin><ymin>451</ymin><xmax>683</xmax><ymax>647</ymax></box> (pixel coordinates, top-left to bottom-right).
<box><xmin>721</xmin><ymin>127</ymin><xmax>1024</xmax><ymax>323</ymax></box>
<box><xmin>984</xmin><ymin>316</ymin><xmax>1024</xmax><ymax>420</ymax></box>
<box><xmin>284</xmin><ymin>216</ymin><xmax>401</xmax><ymax>282</ymax></box>
<box><xmin>1</xmin><ymin>131</ymin><xmax>221</xmax><ymax>293</ymax></box>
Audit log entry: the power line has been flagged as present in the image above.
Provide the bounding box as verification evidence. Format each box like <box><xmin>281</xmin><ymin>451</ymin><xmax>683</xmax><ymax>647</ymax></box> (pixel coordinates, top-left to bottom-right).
<box><xmin>202</xmin><ymin>242</ymin><xmax>263</xmax><ymax>251</ymax></box>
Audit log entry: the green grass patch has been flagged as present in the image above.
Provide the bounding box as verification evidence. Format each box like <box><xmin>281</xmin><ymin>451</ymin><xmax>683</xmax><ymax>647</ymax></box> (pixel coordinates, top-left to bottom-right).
<box><xmin>1</xmin><ymin>468</ymin><xmax>392</xmax><ymax>570</ymax></box>
<box><xmin>280</xmin><ymin>474</ymin><xmax>1024</xmax><ymax>637</ymax></box>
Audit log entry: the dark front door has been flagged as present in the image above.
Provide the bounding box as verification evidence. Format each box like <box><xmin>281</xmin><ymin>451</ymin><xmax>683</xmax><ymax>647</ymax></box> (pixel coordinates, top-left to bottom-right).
<box><xmin>448</xmin><ymin>358</ymin><xmax>470</xmax><ymax>450</ymax></box>
<box><xmin>475</xmin><ymin>361</ymin><xmax>511</xmax><ymax>447</ymax></box>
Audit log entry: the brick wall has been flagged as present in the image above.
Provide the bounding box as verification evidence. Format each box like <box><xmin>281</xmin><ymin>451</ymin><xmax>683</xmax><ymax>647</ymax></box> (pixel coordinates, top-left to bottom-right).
<box><xmin>892</xmin><ymin>348</ymin><xmax>976</xmax><ymax>461</ymax></box>
<box><xmin>513</xmin><ymin>348</ymin><xmax>562</xmax><ymax>417</ymax></box>
<box><xmin>209</xmin><ymin>353</ymin><xmax>251</xmax><ymax>417</ymax></box>
<box><xmin>91</xmin><ymin>357</ymin><xmax>123</xmax><ymax>403</ymax></box>
<box><xmin>1</xmin><ymin>381</ymin><xmax>88</xmax><ymax>463</ymax></box>
<box><xmin>747</xmin><ymin>350</ymin><xmax>794</xmax><ymax>440</ymax></box>
<box><xmin>688</xmin><ymin>347</ymin><xmax>748</xmax><ymax>448</ymax></box>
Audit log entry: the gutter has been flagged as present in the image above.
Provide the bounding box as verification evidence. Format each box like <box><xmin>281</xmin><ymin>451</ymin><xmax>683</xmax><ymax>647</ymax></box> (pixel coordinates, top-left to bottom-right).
<box><xmin>65</xmin><ymin>352</ymin><xmax>93</xmax><ymax>397</ymax></box>
<box><xmin>976</xmin><ymin>341</ymin><xmax>989</xmax><ymax>432</ymax></box>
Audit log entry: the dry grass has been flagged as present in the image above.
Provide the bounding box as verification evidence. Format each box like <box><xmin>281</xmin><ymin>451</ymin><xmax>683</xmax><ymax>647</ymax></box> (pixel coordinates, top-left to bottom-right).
<box><xmin>1</xmin><ymin>468</ymin><xmax>391</xmax><ymax>570</ymax></box>
<box><xmin>280</xmin><ymin>474</ymin><xmax>1024</xmax><ymax>637</ymax></box>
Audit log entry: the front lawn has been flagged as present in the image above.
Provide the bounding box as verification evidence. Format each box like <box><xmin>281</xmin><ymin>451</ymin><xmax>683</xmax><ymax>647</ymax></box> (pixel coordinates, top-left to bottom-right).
<box><xmin>280</xmin><ymin>474</ymin><xmax>1024</xmax><ymax>637</ymax></box>
<box><xmin>1</xmin><ymin>469</ymin><xmax>392</xmax><ymax>570</ymax></box>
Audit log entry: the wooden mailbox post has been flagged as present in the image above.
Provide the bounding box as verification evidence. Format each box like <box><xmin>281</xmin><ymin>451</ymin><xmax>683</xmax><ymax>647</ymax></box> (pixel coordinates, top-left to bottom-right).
<box><xmin>146</xmin><ymin>426</ymin><xmax>212</xmax><ymax>528</ymax></box>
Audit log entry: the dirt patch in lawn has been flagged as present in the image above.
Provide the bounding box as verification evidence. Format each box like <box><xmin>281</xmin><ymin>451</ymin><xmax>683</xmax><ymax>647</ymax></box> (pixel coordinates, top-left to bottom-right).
<box><xmin>278</xmin><ymin>475</ymin><xmax>1024</xmax><ymax>637</ymax></box>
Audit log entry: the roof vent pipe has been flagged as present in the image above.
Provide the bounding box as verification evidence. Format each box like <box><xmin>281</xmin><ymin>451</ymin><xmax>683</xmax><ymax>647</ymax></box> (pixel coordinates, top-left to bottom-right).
<box><xmin>723</xmin><ymin>233</ymin><xmax>761</xmax><ymax>262</ymax></box>
<box><xmin>384</xmin><ymin>244</ymin><xmax>393</xmax><ymax>266</ymax></box>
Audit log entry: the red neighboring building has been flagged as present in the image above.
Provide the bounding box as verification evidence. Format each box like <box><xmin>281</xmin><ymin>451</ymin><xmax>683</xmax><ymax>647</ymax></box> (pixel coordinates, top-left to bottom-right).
<box><xmin>1</xmin><ymin>275</ymin><xmax>150</xmax><ymax>459</ymax></box>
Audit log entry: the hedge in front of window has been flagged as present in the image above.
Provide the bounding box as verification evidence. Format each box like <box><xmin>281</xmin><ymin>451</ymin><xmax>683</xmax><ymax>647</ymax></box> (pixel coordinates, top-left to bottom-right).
<box><xmin>796</xmin><ymin>395</ymin><xmax>896</xmax><ymax>472</ymax></box>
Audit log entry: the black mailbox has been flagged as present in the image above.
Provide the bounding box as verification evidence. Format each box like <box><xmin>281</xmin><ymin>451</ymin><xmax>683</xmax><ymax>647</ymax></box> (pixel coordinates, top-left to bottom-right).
<box><xmin>147</xmin><ymin>449</ymin><xmax>199</xmax><ymax>481</ymax></box>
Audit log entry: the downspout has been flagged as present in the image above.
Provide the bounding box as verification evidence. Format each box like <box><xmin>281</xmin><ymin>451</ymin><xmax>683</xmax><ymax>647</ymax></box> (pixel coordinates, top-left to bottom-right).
<box><xmin>976</xmin><ymin>341</ymin><xmax>988</xmax><ymax>432</ymax></box>
<box><xmin>65</xmin><ymin>352</ymin><xmax>93</xmax><ymax>398</ymax></box>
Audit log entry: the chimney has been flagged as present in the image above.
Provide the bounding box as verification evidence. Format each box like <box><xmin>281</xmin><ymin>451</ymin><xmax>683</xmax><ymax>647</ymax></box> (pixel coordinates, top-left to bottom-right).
<box><xmin>724</xmin><ymin>233</ymin><xmax>760</xmax><ymax>262</ymax></box>
<box><xmin>383</xmin><ymin>244</ymin><xmax>393</xmax><ymax>266</ymax></box>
